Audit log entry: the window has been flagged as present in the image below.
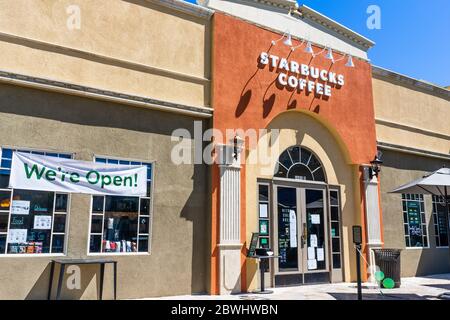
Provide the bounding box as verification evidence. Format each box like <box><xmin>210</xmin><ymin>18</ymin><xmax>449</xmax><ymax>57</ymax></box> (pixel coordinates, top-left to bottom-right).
<box><xmin>258</xmin><ymin>184</ymin><xmax>270</xmax><ymax>249</ymax></box>
<box><xmin>432</xmin><ymin>195</ymin><xmax>449</xmax><ymax>247</ymax></box>
<box><xmin>402</xmin><ymin>194</ymin><xmax>428</xmax><ymax>248</ymax></box>
<box><xmin>89</xmin><ymin>157</ymin><xmax>153</xmax><ymax>254</ymax></box>
<box><xmin>329</xmin><ymin>189</ymin><xmax>342</xmax><ymax>269</ymax></box>
<box><xmin>274</xmin><ymin>146</ymin><xmax>326</xmax><ymax>182</ymax></box>
<box><xmin>0</xmin><ymin>148</ymin><xmax>71</xmax><ymax>255</ymax></box>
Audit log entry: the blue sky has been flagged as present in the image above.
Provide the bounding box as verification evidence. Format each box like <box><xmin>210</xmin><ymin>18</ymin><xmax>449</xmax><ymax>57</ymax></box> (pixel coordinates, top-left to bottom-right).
<box><xmin>184</xmin><ymin>0</ymin><xmax>450</xmax><ymax>87</ymax></box>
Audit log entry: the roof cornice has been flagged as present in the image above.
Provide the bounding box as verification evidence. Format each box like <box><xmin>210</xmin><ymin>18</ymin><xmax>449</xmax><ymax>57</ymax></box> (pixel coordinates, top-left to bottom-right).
<box><xmin>298</xmin><ymin>5</ymin><xmax>375</xmax><ymax>49</ymax></box>
<box><xmin>148</xmin><ymin>0</ymin><xmax>214</xmax><ymax>20</ymax></box>
<box><xmin>372</xmin><ymin>65</ymin><xmax>450</xmax><ymax>101</ymax></box>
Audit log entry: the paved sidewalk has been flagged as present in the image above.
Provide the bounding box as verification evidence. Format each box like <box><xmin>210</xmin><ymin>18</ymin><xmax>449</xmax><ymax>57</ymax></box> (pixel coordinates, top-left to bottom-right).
<box><xmin>141</xmin><ymin>274</ymin><xmax>450</xmax><ymax>300</ymax></box>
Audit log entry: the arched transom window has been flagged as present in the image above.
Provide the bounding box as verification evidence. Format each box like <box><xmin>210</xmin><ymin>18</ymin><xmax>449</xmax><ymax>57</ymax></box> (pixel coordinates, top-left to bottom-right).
<box><xmin>274</xmin><ymin>146</ymin><xmax>326</xmax><ymax>182</ymax></box>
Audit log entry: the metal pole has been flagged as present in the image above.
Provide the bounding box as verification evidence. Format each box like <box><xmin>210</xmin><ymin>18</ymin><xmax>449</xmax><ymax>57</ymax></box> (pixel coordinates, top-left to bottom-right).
<box><xmin>356</xmin><ymin>245</ymin><xmax>362</xmax><ymax>301</ymax></box>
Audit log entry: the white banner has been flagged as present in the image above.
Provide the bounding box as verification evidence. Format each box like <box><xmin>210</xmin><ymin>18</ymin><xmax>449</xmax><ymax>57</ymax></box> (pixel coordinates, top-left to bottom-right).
<box><xmin>9</xmin><ymin>152</ymin><xmax>147</xmax><ymax>196</ymax></box>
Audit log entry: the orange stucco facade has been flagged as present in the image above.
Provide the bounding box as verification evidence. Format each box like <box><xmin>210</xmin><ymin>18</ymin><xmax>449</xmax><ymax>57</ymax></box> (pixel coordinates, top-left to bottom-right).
<box><xmin>210</xmin><ymin>12</ymin><xmax>379</xmax><ymax>294</ymax></box>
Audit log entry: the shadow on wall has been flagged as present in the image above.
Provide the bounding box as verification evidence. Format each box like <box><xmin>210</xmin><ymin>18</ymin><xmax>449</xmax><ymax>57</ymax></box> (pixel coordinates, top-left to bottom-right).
<box><xmin>179</xmin><ymin>162</ymin><xmax>209</xmax><ymax>294</ymax></box>
<box><xmin>26</xmin><ymin>264</ymin><xmax>110</xmax><ymax>300</ymax></box>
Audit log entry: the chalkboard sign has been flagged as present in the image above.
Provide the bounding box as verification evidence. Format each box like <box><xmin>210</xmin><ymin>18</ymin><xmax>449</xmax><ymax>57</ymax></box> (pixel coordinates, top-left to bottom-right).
<box><xmin>247</xmin><ymin>232</ymin><xmax>260</xmax><ymax>257</ymax></box>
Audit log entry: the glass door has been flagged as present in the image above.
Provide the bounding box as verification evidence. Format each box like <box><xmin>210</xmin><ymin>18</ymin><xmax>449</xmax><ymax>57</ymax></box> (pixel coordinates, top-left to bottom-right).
<box><xmin>273</xmin><ymin>183</ymin><xmax>330</xmax><ymax>285</ymax></box>
<box><xmin>302</xmin><ymin>189</ymin><xmax>328</xmax><ymax>274</ymax></box>
<box><xmin>276</xmin><ymin>187</ymin><xmax>299</xmax><ymax>273</ymax></box>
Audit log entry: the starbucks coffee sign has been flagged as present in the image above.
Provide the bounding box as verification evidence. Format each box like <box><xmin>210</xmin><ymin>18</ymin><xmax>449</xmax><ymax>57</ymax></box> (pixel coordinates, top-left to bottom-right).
<box><xmin>259</xmin><ymin>52</ymin><xmax>345</xmax><ymax>97</ymax></box>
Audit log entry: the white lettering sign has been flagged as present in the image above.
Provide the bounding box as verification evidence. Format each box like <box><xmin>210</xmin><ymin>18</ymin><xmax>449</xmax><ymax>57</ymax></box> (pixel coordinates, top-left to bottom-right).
<box><xmin>259</xmin><ymin>52</ymin><xmax>346</xmax><ymax>97</ymax></box>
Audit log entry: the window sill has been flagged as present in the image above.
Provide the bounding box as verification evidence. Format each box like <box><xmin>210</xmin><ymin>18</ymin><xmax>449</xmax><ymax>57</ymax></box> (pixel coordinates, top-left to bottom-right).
<box><xmin>405</xmin><ymin>247</ymin><xmax>430</xmax><ymax>250</ymax></box>
<box><xmin>0</xmin><ymin>253</ymin><xmax>66</xmax><ymax>258</ymax></box>
<box><xmin>87</xmin><ymin>252</ymin><xmax>151</xmax><ymax>257</ymax></box>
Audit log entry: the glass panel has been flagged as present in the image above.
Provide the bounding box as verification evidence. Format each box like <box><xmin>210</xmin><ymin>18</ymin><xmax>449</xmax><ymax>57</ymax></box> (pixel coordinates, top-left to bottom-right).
<box><xmin>91</xmin><ymin>216</ymin><xmax>103</xmax><ymax>234</ymax></box>
<box><xmin>288</xmin><ymin>146</ymin><xmax>300</xmax><ymax>164</ymax></box>
<box><xmin>259</xmin><ymin>185</ymin><xmax>269</xmax><ymax>202</ymax></box>
<box><xmin>308</xmin><ymin>155</ymin><xmax>321</xmax><ymax>172</ymax></box>
<box><xmin>138</xmin><ymin>235</ymin><xmax>148</xmax><ymax>252</ymax></box>
<box><xmin>0</xmin><ymin>190</ymin><xmax>11</xmax><ymax>210</ymax></box>
<box><xmin>287</xmin><ymin>164</ymin><xmax>313</xmax><ymax>181</ymax></box>
<box><xmin>274</xmin><ymin>162</ymin><xmax>288</xmax><ymax>178</ymax></box>
<box><xmin>1</xmin><ymin>158</ymin><xmax>11</xmax><ymax>169</ymax></box>
<box><xmin>0</xmin><ymin>173</ymin><xmax>9</xmax><ymax>188</ymax></box>
<box><xmin>259</xmin><ymin>220</ymin><xmax>269</xmax><ymax>236</ymax></box>
<box><xmin>333</xmin><ymin>253</ymin><xmax>341</xmax><ymax>269</ymax></box>
<box><xmin>90</xmin><ymin>235</ymin><xmax>102</xmax><ymax>253</ymax></box>
<box><xmin>102</xmin><ymin>196</ymin><xmax>138</xmax><ymax>253</ymax></box>
<box><xmin>55</xmin><ymin>194</ymin><xmax>68</xmax><ymax>212</ymax></box>
<box><xmin>330</xmin><ymin>191</ymin><xmax>338</xmax><ymax>206</ymax></box>
<box><xmin>7</xmin><ymin>189</ymin><xmax>54</xmax><ymax>254</ymax></box>
<box><xmin>278</xmin><ymin>151</ymin><xmax>292</xmax><ymax>170</ymax></box>
<box><xmin>0</xmin><ymin>212</ymin><xmax>8</xmax><ymax>232</ymax></box>
<box><xmin>300</xmin><ymin>148</ymin><xmax>312</xmax><ymax>165</ymax></box>
<box><xmin>0</xmin><ymin>234</ymin><xmax>6</xmax><ymax>254</ymax></box>
<box><xmin>259</xmin><ymin>237</ymin><xmax>269</xmax><ymax>249</ymax></box>
<box><xmin>146</xmin><ymin>182</ymin><xmax>152</xmax><ymax>198</ymax></box>
<box><xmin>406</xmin><ymin>200</ymin><xmax>423</xmax><ymax>247</ymax></box>
<box><xmin>332</xmin><ymin>238</ymin><xmax>341</xmax><ymax>253</ymax></box>
<box><xmin>1</xmin><ymin>148</ymin><xmax>13</xmax><ymax>159</ymax></box>
<box><xmin>53</xmin><ymin>214</ymin><xmax>66</xmax><ymax>233</ymax></box>
<box><xmin>140</xmin><ymin>198</ymin><xmax>150</xmax><ymax>216</ymax></box>
<box><xmin>52</xmin><ymin>234</ymin><xmax>65</xmax><ymax>253</ymax></box>
<box><xmin>331</xmin><ymin>222</ymin><xmax>340</xmax><ymax>237</ymax></box>
<box><xmin>139</xmin><ymin>216</ymin><xmax>149</xmax><ymax>234</ymax></box>
<box><xmin>145</xmin><ymin>164</ymin><xmax>152</xmax><ymax>180</ymax></box>
<box><xmin>277</xmin><ymin>187</ymin><xmax>298</xmax><ymax>272</ymax></box>
<box><xmin>330</xmin><ymin>206</ymin><xmax>339</xmax><ymax>221</ymax></box>
<box><xmin>313</xmin><ymin>169</ymin><xmax>326</xmax><ymax>182</ymax></box>
<box><xmin>306</xmin><ymin>189</ymin><xmax>326</xmax><ymax>270</ymax></box>
<box><xmin>92</xmin><ymin>196</ymin><xmax>104</xmax><ymax>213</ymax></box>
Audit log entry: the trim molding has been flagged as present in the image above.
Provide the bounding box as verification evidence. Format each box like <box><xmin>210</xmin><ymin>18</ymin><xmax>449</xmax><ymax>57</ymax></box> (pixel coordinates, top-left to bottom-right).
<box><xmin>0</xmin><ymin>31</ymin><xmax>210</xmax><ymax>85</ymax></box>
<box><xmin>150</xmin><ymin>0</ymin><xmax>214</xmax><ymax>19</ymax></box>
<box><xmin>372</xmin><ymin>65</ymin><xmax>450</xmax><ymax>100</ymax></box>
<box><xmin>0</xmin><ymin>70</ymin><xmax>213</xmax><ymax>118</ymax></box>
<box><xmin>377</xmin><ymin>141</ymin><xmax>450</xmax><ymax>161</ymax></box>
<box><xmin>375</xmin><ymin>118</ymin><xmax>450</xmax><ymax>141</ymax></box>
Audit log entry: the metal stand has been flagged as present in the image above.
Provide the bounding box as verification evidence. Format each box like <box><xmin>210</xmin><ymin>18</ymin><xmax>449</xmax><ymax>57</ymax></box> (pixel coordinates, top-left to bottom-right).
<box><xmin>250</xmin><ymin>256</ymin><xmax>279</xmax><ymax>294</ymax></box>
<box><xmin>356</xmin><ymin>244</ymin><xmax>362</xmax><ymax>301</ymax></box>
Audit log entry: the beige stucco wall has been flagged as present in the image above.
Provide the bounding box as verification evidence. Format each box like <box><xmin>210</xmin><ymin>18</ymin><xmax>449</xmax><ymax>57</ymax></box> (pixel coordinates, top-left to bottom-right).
<box><xmin>372</xmin><ymin>77</ymin><xmax>450</xmax><ymax>155</ymax></box>
<box><xmin>0</xmin><ymin>83</ymin><xmax>208</xmax><ymax>299</ymax></box>
<box><xmin>0</xmin><ymin>0</ymin><xmax>211</xmax><ymax>108</ymax></box>
<box><xmin>379</xmin><ymin>150</ymin><xmax>450</xmax><ymax>277</ymax></box>
<box><xmin>244</xmin><ymin>111</ymin><xmax>362</xmax><ymax>290</ymax></box>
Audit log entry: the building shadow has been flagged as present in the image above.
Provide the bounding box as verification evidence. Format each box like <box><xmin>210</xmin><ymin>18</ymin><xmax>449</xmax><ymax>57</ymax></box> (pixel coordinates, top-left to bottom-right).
<box><xmin>328</xmin><ymin>292</ymin><xmax>429</xmax><ymax>300</ymax></box>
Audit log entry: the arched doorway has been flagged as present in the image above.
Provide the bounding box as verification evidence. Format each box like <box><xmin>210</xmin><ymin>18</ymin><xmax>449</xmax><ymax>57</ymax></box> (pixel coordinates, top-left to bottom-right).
<box><xmin>258</xmin><ymin>145</ymin><xmax>343</xmax><ymax>286</ymax></box>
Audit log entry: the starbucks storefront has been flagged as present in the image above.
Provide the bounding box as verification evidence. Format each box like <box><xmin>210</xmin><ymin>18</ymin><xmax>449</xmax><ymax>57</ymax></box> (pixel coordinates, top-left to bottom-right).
<box><xmin>208</xmin><ymin>4</ymin><xmax>383</xmax><ymax>295</ymax></box>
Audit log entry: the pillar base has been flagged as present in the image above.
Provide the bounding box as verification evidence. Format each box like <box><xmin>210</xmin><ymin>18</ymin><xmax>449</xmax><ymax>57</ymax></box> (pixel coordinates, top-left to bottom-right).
<box><xmin>218</xmin><ymin>243</ymin><xmax>242</xmax><ymax>295</ymax></box>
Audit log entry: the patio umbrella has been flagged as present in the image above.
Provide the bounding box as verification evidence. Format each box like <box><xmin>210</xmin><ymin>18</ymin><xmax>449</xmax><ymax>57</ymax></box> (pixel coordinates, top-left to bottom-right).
<box><xmin>391</xmin><ymin>167</ymin><xmax>450</xmax><ymax>300</ymax></box>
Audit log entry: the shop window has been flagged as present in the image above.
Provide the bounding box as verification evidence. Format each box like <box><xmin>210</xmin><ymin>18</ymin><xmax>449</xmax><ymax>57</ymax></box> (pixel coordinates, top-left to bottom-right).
<box><xmin>329</xmin><ymin>189</ymin><xmax>342</xmax><ymax>269</ymax></box>
<box><xmin>89</xmin><ymin>157</ymin><xmax>153</xmax><ymax>254</ymax></box>
<box><xmin>402</xmin><ymin>194</ymin><xmax>428</xmax><ymax>248</ymax></box>
<box><xmin>432</xmin><ymin>195</ymin><xmax>449</xmax><ymax>247</ymax></box>
<box><xmin>0</xmin><ymin>147</ymin><xmax>71</xmax><ymax>255</ymax></box>
<box><xmin>258</xmin><ymin>184</ymin><xmax>270</xmax><ymax>249</ymax></box>
<box><xmin>274</xmin><ymin>146</ymin><xmax>326</xmax><ymax>182</ymax></box>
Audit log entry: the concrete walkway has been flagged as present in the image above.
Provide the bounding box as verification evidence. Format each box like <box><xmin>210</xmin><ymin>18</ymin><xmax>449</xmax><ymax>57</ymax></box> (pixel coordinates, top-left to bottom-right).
<box><xmin>142</xmin><ymin>274</ymin><xmax>450</xmax><ymax>300</ymax></box>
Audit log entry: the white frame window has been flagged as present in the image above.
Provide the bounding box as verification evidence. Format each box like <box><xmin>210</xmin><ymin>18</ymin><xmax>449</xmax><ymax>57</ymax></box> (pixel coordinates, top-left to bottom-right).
<box><xmin>87</xmin><ymin>156</ymin><xmax>154</xmax><ymax>255</ymax></box>
<box><xmin>0</xmin><ymin>147</ymin><xmax>72</xmax><ymax>256</ymax></box>
<box><xmin>432</xmin><ymin>195</ymin><xmax>449</xmax><ymax>248</ymax></box>
<box><xmin>402</xmin><ymin>194</ymin><xmax>429</xmax><ymax>248</ymax></box>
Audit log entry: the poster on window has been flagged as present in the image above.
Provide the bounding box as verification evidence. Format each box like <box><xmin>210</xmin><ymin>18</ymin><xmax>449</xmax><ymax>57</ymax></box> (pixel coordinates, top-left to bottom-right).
<box><xmin>11</xmin><ymin>200</ymin><xmax>30</xmax><ymax>215</ymax></box>
<box><xmin>8</xmin><ymin>229</ymin><xmax>27</xmax><ymax>243</ymax></box>
<box><xmin>289</xmin><ymin>210</ymin><xmax>297</xmax><ymax>248</ymax></box>
<box><xmin>9</xmin><ymin>152</ymin><xmax>147</xmax><ymax>196</ymax></box>
<box><xmin>33</xmin><ymin>215</ymin><xmax>52</xmax><ymax>230</ymax></box>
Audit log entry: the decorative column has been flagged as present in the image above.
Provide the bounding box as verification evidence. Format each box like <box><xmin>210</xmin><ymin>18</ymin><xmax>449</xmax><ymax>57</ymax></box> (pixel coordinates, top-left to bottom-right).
<box><xmin>362</xmin><ymin>166</ymin><xmax>383</xmax><ymax>282</ymax></box>
<box><xmin>216</xmin><ymin>138</ymin><xmax>244</xmax><ymax>294</ymax></box>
